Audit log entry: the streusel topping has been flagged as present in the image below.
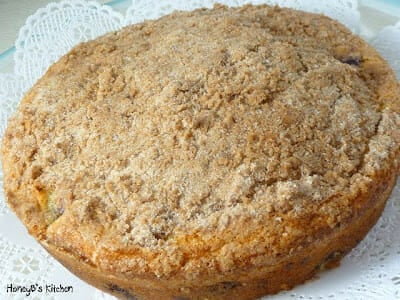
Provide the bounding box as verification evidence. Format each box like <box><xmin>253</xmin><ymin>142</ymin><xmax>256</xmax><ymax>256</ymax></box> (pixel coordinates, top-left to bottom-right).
<box><xmin>2</xmin><ymin>4</ymin><xmax>399</xmax><ymax>277</ymax></box>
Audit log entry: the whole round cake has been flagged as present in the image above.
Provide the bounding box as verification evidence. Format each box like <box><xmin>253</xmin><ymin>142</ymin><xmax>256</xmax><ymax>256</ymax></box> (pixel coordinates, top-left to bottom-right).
<box><xmin>1</xmin><ymin>4</ymin><xmax>400</xmax><ymax>300</ymax></box>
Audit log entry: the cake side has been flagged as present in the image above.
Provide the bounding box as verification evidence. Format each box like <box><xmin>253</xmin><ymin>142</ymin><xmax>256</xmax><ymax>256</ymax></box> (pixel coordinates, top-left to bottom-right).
<box><xmin>40</xmin><ymin>168</ymin><xmax>397</xmax><ymax>299</ymax></box>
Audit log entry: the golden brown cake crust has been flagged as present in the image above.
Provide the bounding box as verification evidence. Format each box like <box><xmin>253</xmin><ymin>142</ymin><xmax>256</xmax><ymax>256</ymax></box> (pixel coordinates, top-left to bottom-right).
<box><xmin>1</xmin><ymin>4</ymin><xmax>400</xmax><ymax>299</ymax></box>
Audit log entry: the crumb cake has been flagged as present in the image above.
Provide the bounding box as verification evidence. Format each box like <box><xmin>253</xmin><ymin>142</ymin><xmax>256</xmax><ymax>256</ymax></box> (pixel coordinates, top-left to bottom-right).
<box><xmin>1</xmin><ymin>4</ymin><xmax>400</xmax><ymax>300</ymax></box>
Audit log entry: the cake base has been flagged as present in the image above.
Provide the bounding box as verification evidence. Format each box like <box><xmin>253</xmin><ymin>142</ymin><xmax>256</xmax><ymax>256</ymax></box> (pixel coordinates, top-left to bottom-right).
<box><xmin>41</xmin><ymin>170</ymin><xmax>397</xmax><ymax>300</ymax></box>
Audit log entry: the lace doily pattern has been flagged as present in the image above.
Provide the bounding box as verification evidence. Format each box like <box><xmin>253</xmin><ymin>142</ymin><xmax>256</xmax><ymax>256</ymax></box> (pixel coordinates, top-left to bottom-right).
<box><xmin>265</xmin><ymin>0</ymin><xmax>360</xmax><ymax>33</ymax></box>
<box><xmin>14</xmin><ymin>0</ymin><xmax>124</xmax><ymax>88</ymax></box>
<box><xmin>0</xmin><ymin>235</ymin><xmax>56</xmax><ymax>300</ymax></box>
<box><xmin>0</xmin><ymin>0</ymin><xmax>399</xmax><ymax>299</ymax></box>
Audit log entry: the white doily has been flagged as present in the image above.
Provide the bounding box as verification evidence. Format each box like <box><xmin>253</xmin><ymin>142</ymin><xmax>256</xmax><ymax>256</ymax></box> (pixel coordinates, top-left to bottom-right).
<box><xmin>371</xmin><ymin>20</ymin><xmax>400</xmax><ymax>80</ymax></box>
<box><xmin>0</xmin><ymin>1</ymin><xmax>399</xmax><ymax>299</ymax></box>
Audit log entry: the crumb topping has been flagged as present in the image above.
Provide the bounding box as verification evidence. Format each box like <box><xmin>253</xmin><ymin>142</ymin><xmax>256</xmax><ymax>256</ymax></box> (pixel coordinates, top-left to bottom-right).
<box><xmin>2</xmin><ymin>4</ymin><xmax>399</xmax><ymax>278</ymax></box>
